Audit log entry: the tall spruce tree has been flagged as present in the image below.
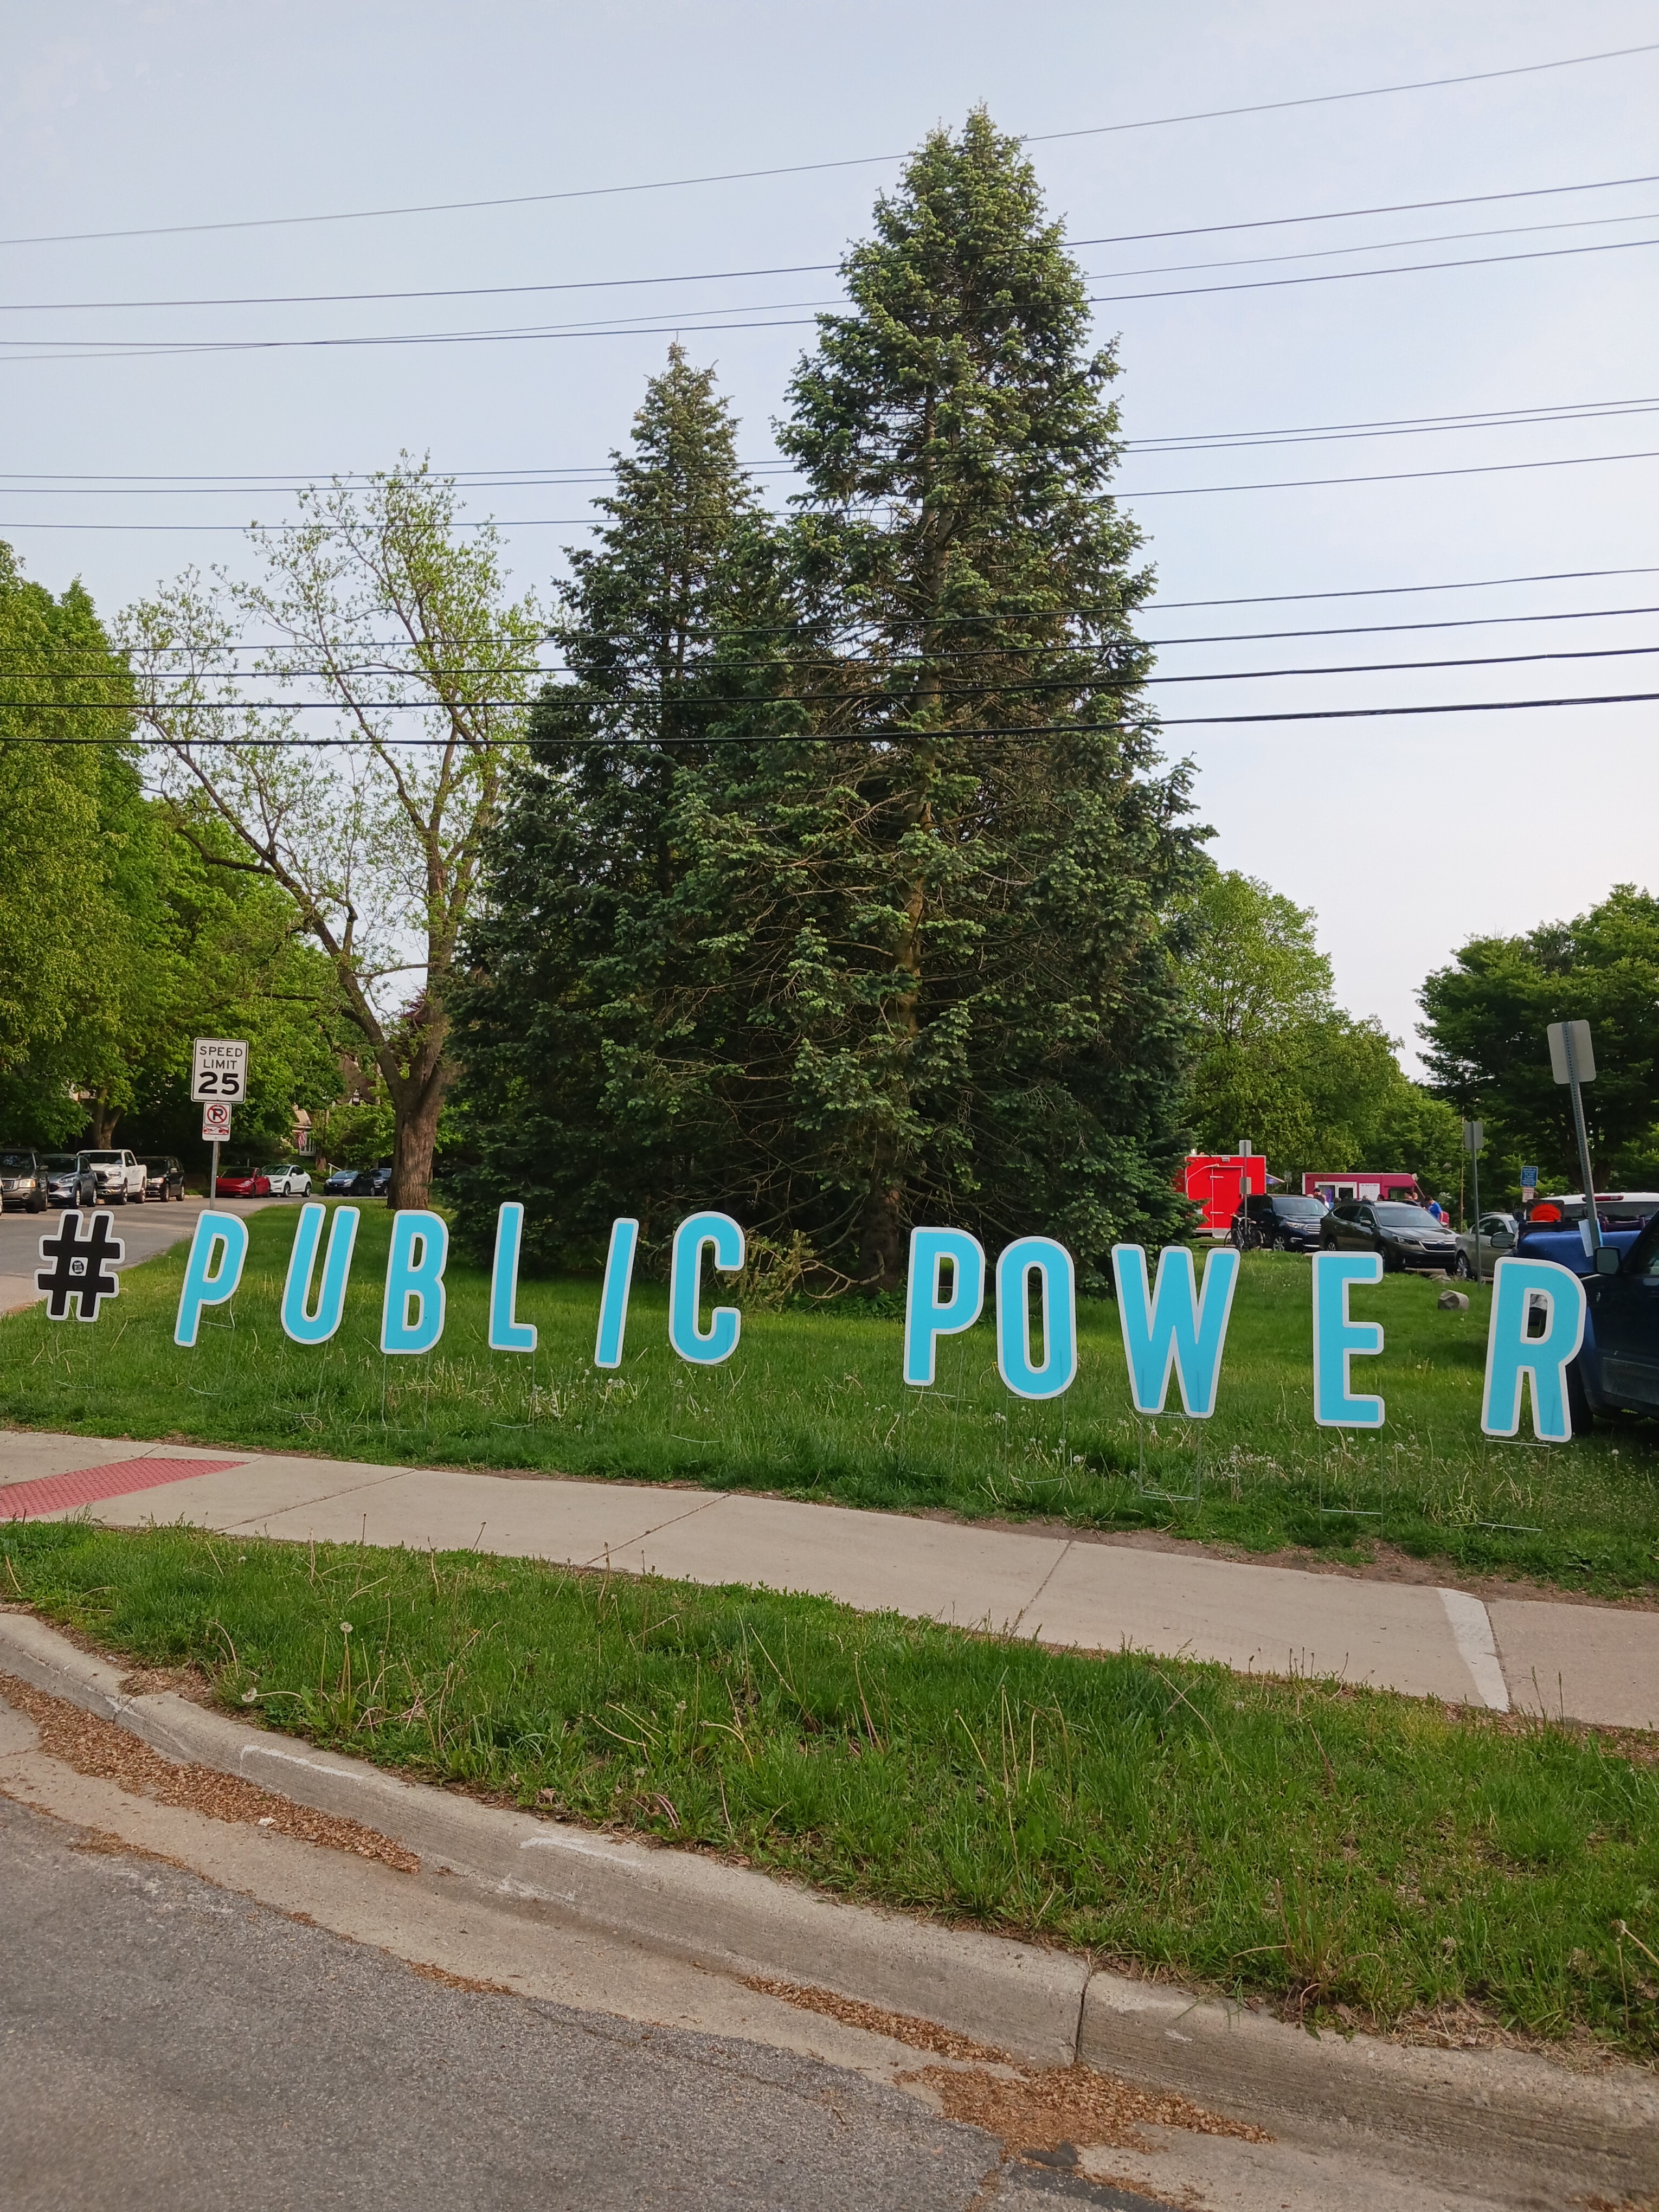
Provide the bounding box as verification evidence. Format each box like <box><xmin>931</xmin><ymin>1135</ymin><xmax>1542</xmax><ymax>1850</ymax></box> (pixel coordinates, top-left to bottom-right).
<box><xmin>454</xmin><ymin>348</ymin><xmax>775</xmax><ymax>1256</ymax></box>
<box><xmin>654</xmin><ymin>113</ymin><xmax>1199</xmax><ymax>1285</ymax></box>
<box><xmin>460</xmin><ymin>118</ymin><xmax>1201</xmax><ymax>1288</ymax></box>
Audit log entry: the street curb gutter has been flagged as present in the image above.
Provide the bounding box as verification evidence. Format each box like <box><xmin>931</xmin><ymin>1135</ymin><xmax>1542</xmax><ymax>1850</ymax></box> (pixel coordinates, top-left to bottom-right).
<box><xmin>0</xmin><ymin>1609</ymin><xmax>1083</xmax><ymax>2067</ymax></box>
<box><xmin>2</xmin><ymin>1609</ymin><xmax>1655</xmax><ymax>2189</ymax></box>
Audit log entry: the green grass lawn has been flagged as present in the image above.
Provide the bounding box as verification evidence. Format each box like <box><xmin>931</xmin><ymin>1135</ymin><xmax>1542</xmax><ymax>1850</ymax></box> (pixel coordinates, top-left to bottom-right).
<box><xmin>2</xmin><ymin>1203</ymin><xmax>1656</xmax><ymax>1597</ymax></box>
<box><xmin>3</xmin><ymin>1517</ymin><xmax>1655</xmax><ymax>2059</ymax></box>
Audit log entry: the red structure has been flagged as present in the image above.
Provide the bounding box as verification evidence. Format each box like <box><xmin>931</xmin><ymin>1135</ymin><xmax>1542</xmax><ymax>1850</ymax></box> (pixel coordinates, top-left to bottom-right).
<box><xmin>1301</xmin><ymin>1169</ymin><xmax>1423</xmax><ymax>1205</ymax></box>
<box><xmin>1180</xmin><ymin>1151</ymin><xmax>1269</xmax><ymax>1238</ymax></box>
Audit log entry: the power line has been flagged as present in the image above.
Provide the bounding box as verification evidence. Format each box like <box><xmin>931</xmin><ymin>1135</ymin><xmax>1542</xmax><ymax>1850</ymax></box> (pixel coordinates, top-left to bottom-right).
<box><xmin>7</xmin><ymin>394</ymin><xmax>1657</xmax><ymax>494</ymax></box>
<box><xmin>8</xmin><ymin>231</ymin><xmax>1659</xmax><ymax>368</ymax></box>
<box><xmin>8</xmin><ymin>439</ymin><xmax>1657</xmax><ymax>533</ymax></box>
<box><xmin>27</xmin><ymin>639</ymin><xmax>1659</xmax><ymax>714</ymax></box>
<box><xmin>12</xmin><ymin>597</ymin><xmax>1656</xmax><ymax>676</ymax></box>
<box><xmin>8</xmin><ymin>690</ymin><xmax>1656</xmax><ymax>744</ymax></box>
<box><xmin>8</xmin><ymin>43</ymin><xmax>1655</xmax><ymax>250</ymax></box>
<box><xmin>15</xmin><ymin>200</ymin><xmax>1659</xmax><ymax>316</ymax></box>
<box><xmin>1149</xmin><ymin>564</ymin><xmax>1659</xmax><ymax>610</ymax></box>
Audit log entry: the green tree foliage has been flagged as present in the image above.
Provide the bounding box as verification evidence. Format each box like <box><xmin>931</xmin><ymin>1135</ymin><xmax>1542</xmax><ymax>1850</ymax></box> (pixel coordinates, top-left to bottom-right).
<box><xmin>109</xmin><ymin>809</ymin><xmax>347</xmax><ymax>1160</ymax></box>
<box><xmin>0</xmin><ymin>543</ymin><xmax>139</xmax><ymax>1139</ymax></box>
<box><xmin>0</xmin><ymin>542</ymin><xmax>344</xmax><ymax>1154</ymax></box>
<box><xmin>1182</xmin><ymin>868</ymin><xmax>1460</xmax><ymax>1192</ymax></box>
<box><xmin>125</xmin><ymin>466</ymin><xmax>542</xmax><ymax>1207</ymax></box>
<box><xmin>458</xmin><ymin>116</ymin><xmax>1201</xmax><ymax>1288</ymax></box>
<box><xmin>1419</xmin><ymin>885</ymin><xmax>1659</xmax><ymax>1191</ymax></box>
<box><xmin>452</xmin><ymin>348</ymin><xmax>777</xmax><ymax>1245</ymax></box>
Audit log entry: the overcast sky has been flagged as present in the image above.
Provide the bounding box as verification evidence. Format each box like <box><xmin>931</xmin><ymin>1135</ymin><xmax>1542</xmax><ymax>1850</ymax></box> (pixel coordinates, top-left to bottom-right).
<box><xmin>4</xmin><ymin>1</ymin><xmax>1656</xmax><ymax>1072</ymax></box>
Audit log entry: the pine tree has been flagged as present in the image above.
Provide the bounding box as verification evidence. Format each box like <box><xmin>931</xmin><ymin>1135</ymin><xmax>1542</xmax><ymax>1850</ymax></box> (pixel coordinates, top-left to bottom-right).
<box><xmin>454</xmin><ymin>348</ymin><xmax>777</xmax><ymax>1256</ymax></box>
<box><xmin>459</xmin><ymin>120</ymin><xmax>1203</xmax><ymax>1290</ymax></box>
<box><xmin>646</xmin><ymin>112</ymin><xmax>1201</xmax><ymax>1286</ymax></box>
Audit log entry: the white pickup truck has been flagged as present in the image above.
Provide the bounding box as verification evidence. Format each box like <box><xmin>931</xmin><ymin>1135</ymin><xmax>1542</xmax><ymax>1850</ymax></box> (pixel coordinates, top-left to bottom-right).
<box><xmin>78</xmin><ymin>1148</ymin><xmax>149</xmax><ymax>1205</ymax></box>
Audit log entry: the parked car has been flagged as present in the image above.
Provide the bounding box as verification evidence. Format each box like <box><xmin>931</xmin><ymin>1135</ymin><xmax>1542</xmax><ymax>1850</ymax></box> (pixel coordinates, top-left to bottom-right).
<box><xmin>79</xmin><ymin>1148</ymin><xmax>147</xmax><ymax>1205</ymax></box>
<box><xmin>264</xmin><ymin>1161</ymin><xmax>313</xmax><ymax>1197</ymax></box>
<box><xmin>214</xmin><ymin>1162</ymin><xmax>272</xmax><ymax>1198</ymax></box>
<box><xmin>1230</xmin><ymin>1191</ymin><xmax>1328</xmax><ymax>1252</ymax></box>
<box><xmin>1452</xmin><ymin>1211</ymin><xmax>1519</xmax><ymax>1280</ymax></box>
<box><xmin>1519</xmin><ymin>1192</ymin><xmax>1659</xmax><ymax>1244</ymax></box>
<box><xmin>1562</xmin><ymin>1214</ymin><xmax>1659</xmax><ymax>1427</ymax></box>
<box><xmin>0</xmin><ymin>1148</ymin><xmax>48</xmax><ymax>1212</ymax></box>
<box><xmin>139</xmin><ymin>1154</ymin><xmax>185</xmax><ymax>1202</ymax></box>
<box><xmin>323</xmin><ymin>1165</ymin><xmax>391</xmax><ymax>1197</ymax></box>
<box><xmin>40</xmin><ymin>1153</ymin><xmax>97</xmax><ymax>1208</ymax></box>
<box><xmin>1320</xmin><ymin>1199</ymin><xmax>1462</xmax><ymax>1274</ymax></box>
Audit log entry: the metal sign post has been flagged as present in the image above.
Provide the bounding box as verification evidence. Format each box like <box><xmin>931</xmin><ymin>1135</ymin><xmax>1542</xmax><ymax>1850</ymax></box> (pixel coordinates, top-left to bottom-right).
<box><xmin>1547</xmin><ymin>1020</ymin><xmax>1601</xmax><ymax>1253</ymax></box>
<box><xmin>201</xmin><ymin>1099</ymin><xmax>232</xmax><ymax>1205</ymax></box>
<box><xmin>1462</xmin><ymin>1120</ymin><xmax>1484</xmax><ymax>1279</ymax></box>
<box><xmin>192</xmin><ymin>1040</ymin><xmax>247</xmax><ymax>1208</ymax></box>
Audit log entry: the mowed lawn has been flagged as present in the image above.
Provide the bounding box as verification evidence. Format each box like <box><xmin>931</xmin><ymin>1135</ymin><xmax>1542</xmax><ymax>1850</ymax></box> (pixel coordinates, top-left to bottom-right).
<box><xmin>2</xmin><ymin>1203</ymin><xmax>1656</xmax><ymax>1597</ymax></box>
<box><xmin>4</xmin><ymin>1516</ymin><xmax>1656</xmax><ymax>2059</ymax></box>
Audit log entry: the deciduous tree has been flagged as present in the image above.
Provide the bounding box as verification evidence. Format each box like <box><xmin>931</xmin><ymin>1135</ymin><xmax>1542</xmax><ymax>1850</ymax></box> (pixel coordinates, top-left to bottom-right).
<box><xmin>124</xmin><ymin>467</ymin><xmax>541</xmax><ymax>1208</ymax></box>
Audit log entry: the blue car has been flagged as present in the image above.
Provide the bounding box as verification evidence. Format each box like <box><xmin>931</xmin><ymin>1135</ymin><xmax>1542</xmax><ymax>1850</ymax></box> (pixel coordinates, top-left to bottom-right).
<box><xmin>1516</xmin><ymin>1210</ymin><xmax>1659</xmax><ymax>1426</ymax></box>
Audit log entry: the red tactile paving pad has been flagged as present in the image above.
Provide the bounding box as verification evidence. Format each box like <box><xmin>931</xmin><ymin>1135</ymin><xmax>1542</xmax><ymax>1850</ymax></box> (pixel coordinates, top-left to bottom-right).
<box><xmin>0</xmin><ymin>1456</ymin><xmax>244</xmax><ymax>1521</ymax></box>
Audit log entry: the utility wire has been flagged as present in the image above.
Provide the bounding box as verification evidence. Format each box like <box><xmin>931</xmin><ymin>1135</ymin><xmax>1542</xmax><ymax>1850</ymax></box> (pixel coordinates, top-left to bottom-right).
<box><xmin>23</xmin><ymin>598</ymin><xmax>1653</xmax><ymax>677</ymax></box>
<box><xmin>27</xmin><ymin>639</ymin><xmax>1659</xmax><ymax>712</ymax></box>
<box><xmin>6</xmin><ymin>394</ymin><xmax>1657</xmax><ymax>491</ymax></box>
<box><xmin>8</xmin><ymin>439</ymin><xmax>1657</xmax><ymax>531</ymax></box>
<box><xmin>5</xmin><ymin>41</ymin><xmax>1654</xmax><ymax>248</ymax></box>
<box><xmin>7</xmin><ymin>229</ymin><xmax>1658</xmax><ymax>365</ymax></box>
<box><xmin>14</xmin><ymin>199</ymin><xmax>1659</xmax><ymax>314</ymax></box>
<box><xmin>9</xmin><ymin>692</ymin><xmax>1657</xmax><ymax>744</ymax></box>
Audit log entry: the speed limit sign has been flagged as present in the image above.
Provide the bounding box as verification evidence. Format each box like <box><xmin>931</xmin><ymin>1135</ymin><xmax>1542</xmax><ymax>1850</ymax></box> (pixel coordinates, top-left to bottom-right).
<box><xmin>191</xmin><ymin>1039</ymin><xmax>249</xmax><ymax>1103</ymax></box>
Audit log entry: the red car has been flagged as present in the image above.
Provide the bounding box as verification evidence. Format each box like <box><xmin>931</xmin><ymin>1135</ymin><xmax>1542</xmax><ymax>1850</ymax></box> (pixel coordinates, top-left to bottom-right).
<box><xmin>214</xmin><ymin>1165</ymin><xmax>272</xmax><ymax>1198</ymax></box>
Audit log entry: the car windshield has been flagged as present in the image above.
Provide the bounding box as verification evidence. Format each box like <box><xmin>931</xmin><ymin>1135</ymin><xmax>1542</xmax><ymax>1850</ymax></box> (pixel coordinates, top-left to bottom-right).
<box><xmin>1274</xmin><ymin>1198</ymin><xmax>1324</xmax><ymax>1216</ymax></box>
<box><xmin>0</xmin><ymin>1152</ymin><xmax>34</xmax><ymax>1169</ymax></box>
<box><xmin>40</xmin><ymin>1155</ymin><xmax>75</xmax><ymax>1169</ymax></box>
<box><xmin>1374</xmin><ymin>1204</ymin><xmax>1442</xmax><ymax>1229</ymax></box>
<box><xmin>81</xmin><ymin>1152</ymin><xmax>123</xmax><ymax>1165</ymax></box>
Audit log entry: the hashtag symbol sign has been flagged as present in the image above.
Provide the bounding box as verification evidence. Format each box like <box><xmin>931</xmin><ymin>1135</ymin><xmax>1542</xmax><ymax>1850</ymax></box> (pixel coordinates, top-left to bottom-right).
<box><xmin>36</xmin><ymin>1210</ymin><xmax>124</xmax><ymax>1322</ymax></box>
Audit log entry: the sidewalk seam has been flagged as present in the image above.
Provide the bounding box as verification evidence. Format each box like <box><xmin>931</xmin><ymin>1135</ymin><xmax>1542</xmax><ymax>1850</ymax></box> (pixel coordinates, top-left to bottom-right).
<box><xmin>1010</xmin><ymin>1538</ymin><xmax>1073</xmax><ymax>1638</ymax></box>
<box><xmin>578</xmin><ymin>1487</ymin><xmax>729</xmax><ymax>1567</ymax></box>
<box><xmin>215</xmin><ymin>1463</ymin><xmax>430</xmax><ymax>1529</ymax></box>
<box><xmin>1436</xmin><ymin>1588</ymin><xmax>1510</xmax><ymax>1712</ymax></box>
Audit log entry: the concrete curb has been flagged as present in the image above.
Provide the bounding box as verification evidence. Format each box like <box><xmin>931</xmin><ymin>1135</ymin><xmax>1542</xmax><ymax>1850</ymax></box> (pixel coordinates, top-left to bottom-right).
<box><xmin>1081</xmin><ymin>1975</ymin><xmax>1657</xmax><ymax>2187</ymax></box>
<box><xmin>0</xmin><ymin>1608</ymin><xmax>1083</xmax><ymax>2066</ymax></box>
<box><xmin>2</xmin><ymin>1607</ymin><xmax>1655</xmax><ymax>2187</ymax></box>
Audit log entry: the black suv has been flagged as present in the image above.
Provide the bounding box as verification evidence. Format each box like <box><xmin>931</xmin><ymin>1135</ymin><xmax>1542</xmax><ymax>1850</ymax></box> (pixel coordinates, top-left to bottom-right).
<box><xmin>0</xmin><ymin>1148</ymin><xmax>47</xmax><ymax>1212</ymax></box>
<box><xmin>1320</xmin><ymin>1199</ymin><xmax>1461</xmax><ymax>1274</ymax></box>
<box><xmin>140</xmin><ymin>1155</ymin><xmax>186</xmax><ymax>1201</ymax></box>
<box><xmin>1230</xmin><ymin>1192</ymin><xmax>1328</xmax><ymax>1251</ymax></box>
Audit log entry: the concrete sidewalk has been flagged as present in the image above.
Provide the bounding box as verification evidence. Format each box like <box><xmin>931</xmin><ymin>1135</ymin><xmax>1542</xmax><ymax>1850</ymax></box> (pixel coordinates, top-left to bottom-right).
<box><xmin>2</xmin><ymin>1427</ymin><xmax>1655</xmax><ymax>1731</ymax></box>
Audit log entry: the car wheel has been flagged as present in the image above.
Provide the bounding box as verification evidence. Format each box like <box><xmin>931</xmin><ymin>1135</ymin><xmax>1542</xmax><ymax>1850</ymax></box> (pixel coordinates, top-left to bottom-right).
<box><xmin>1452</xmin><ymin>1251</ymin><xmax>1472</xmax><ymax>1280</ymax></box>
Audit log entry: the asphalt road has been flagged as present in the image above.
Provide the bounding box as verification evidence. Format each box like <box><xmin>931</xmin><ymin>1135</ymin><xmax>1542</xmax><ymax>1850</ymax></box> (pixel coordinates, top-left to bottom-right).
<box><xmin>0</xmin><ymin>1795</ymin><xmax>1167</xmax><ymax>2212</ymax></box>
<box><xmin>0</xmin><ymin>1193</ymin><xmax>287</xmax><ymax>1315</ymax></box>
